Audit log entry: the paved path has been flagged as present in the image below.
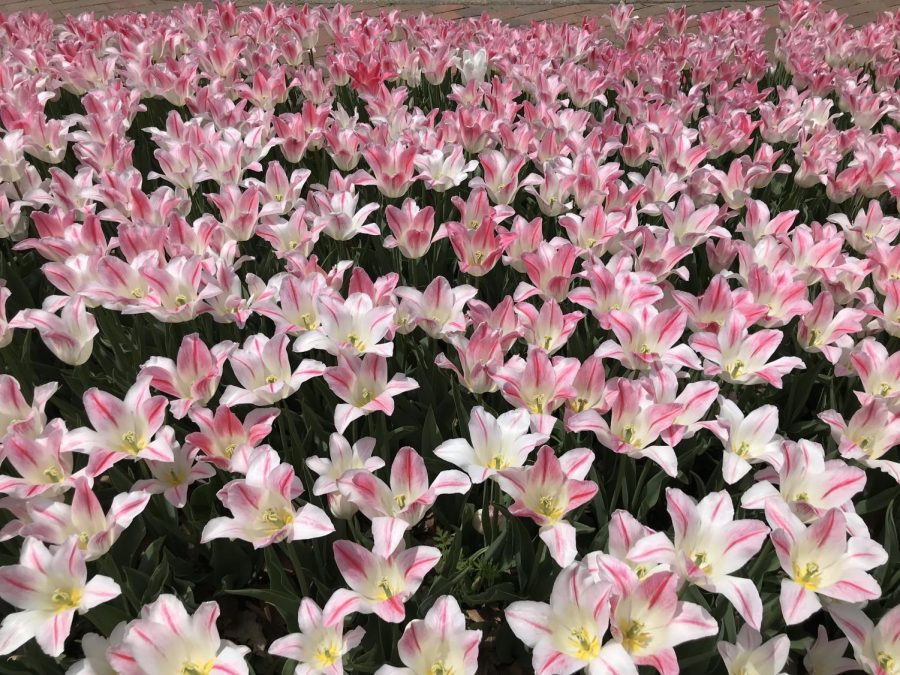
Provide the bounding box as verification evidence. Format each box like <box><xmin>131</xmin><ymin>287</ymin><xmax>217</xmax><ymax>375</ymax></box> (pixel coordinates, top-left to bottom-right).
<box><xmin>2</xmin><ymin>0</ymin><xmax>897</xmax><ymax>27</ymax></box>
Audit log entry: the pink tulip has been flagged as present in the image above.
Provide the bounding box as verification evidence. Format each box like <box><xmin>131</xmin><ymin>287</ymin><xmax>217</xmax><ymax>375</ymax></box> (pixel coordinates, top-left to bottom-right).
<box><xmin>269</xmin><ymin>594</ymin><xmax>366</xmax><ymax>675</ymax></box>
<box><xmin>132</xmin><ymin>440</ymin><xmax>216</xmax><ymax>508</ymax></box>
<box><xmin>10</xmin><ymin>297</ymin><xmax>98</xmax><ymax>366</ymax></box>
<box><xmin>0</xmin><ymin>375</ymin><xmax>57</xmax><ymax>443</ymax></box>
<box><xmin>307</xmin><ymin>433</ymin><xmax>385</xmax><ymax>519</ymax></box>
<box><xmin>828</xmin><ymin>602</ymin><xmax>900</xmax><ymax>675</ymax></box>
<box><xmin>820</xmin><ymin>400</ymin><xmax>900</xmax><ymax>483</ymax></box>
<box><xmin>718</xmin><ymin>626</ymin><xmax>789</xmax><ymax>675</ymax></box>
<box><xmin>496</xmin><ymin>446</ymin><xmax>598</xmax><ymax>566</ymax></box>
<box><xmin>0</xmin><ymin>420</ymin><xmax>74</xmax><ymax>499</ymax></box>
<box><xmin>330</xmin><ymin>538</ymin><xmax>441</xmax><ymax>623</ymax></box>
<box><xmin>25</xmin><ymin>476</ymin><xmax>150</xmax><ymax>561</ymax></box>
<box><xmin>596</xmin><ymin>306</ymin><xmax>700</xmax><ymax>372</ymax></box>
<box><xmin>568</xmin><ymin>378</ymin><xmax>682</xmax><ymax>477</ymax></box>
<box><xmin>690</xmin><ymin>314</ymin><xmax>805</xmax><ymax>388</ymax></box>
<box><xmin>384</xmin><ymin>198</ymin><xmax>441</xmax><ymax>259</ymax></box>
<box><xmin>293</xmin><ymin>292</ymin><xmax>396</xmax><ymax>358</ymax></box>
<box><xmin>220</xmin><ymin>333</ymin><xmax>326</xmax><ymax>406</ymax></box>
<box><xmin>0</xmin><ymin>537</ymin><xmax>121</xmax><ymax>657</ymax></box>
<box><xmin>516</xmin><ymin>241</ymin><xmax>579</xmax><ymax>304</ymax></box>
<box><xmin>201</xmin><ymin>448</ymin><xmax>334</xmax><ymax>548</ymax></box>
<box><xmin>765</xmin><ymin>504</ymin><xmax>886</xmax><ymax>625</ymax></box>
<box><xmin>435</xmin><ymin>324</ymin><xmax>506</xmax><ymax>394</ymax></box>
<box><xmin>506</xmin><ymin>563</ymin><xmax>636</xmax><ymax>675</ymax></box>
<box><xmin>338</xmin><ymin>446</ymin><xmax>470</xmax><ymax>556</ymax></box>
<box><xmin>491</xmin><ymin>348</ymin><xmax>579</xmax><ymax>434</ymax></box>
<box><xmin>68</xmin><ymin>377</ymin><xmax>172</xmax><ymax>475</ymax></box>
<box><xmin>395</xmin><ymin>277</ymin><xmax>477</xmax><ymax>339</ymax></box>
<box><xmin>323</xmin><ymin>353</ymin><xmax>419</xmax><ymax>434</ymax></box>
<box><xmin>376</xmin><ymin>595</ymin><xmax>482</xmax><ymax>675</ymax></box>
<box><xmin>185</xmin><ymin>405</ymin><xmax>279</xmax><ymax>472</ymax></box>
<box><xmin>108</xmin><ymin>595</ymin><xmax>249</xmax><ymax>675</ymax></box>
<box><xmin>364</xmin><ymin>142</ymin><xmax>417</xmax><ymax>198</ymax></box>
<box><xmin>140</xmin><ymin>334</ymin><xmax>235</xmax><ymax>419</ymax></box>
<box><xmin>702</xmin><ymin>398</ymin><xmax>782</xmax><ymax>484</ymax></box>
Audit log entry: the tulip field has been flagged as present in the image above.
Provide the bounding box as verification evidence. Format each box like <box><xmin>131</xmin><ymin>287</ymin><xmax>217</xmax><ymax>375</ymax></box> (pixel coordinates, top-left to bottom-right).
<box><xmin>0</xmin><ymin>0</ymin><xmax>899</xmax><ymax>672</ymax></box>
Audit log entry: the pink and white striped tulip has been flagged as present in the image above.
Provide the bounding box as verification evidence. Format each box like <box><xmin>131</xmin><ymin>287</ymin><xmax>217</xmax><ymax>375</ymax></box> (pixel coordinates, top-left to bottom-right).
<box><xmin>307</xmin><ymin>433</ymin><xmax>385</xmax><ymax>519</ymax></box>
<box><xmin>140</xmin><ymin>333</ymin><xmax>236</xmax><ymax>419</ymax></box>
<box><xmin>337</xmin><ymin>446</ymin><xmax>470</xmax><ymax>556</ymax></box>
<box><xmin>505</xmin><ymin>563</ymin><xmax>636</xmax><ymax>675</ymax></box>
<box><xmin>68</xmin><ymin>377</ymin><xmax>172</xmax><ymax>475</ymax></box>
<box><xmin>703</xmin><ymin>398</ymin><xmax>782</xmax><ymax>484</ymax></box>
<box><xmin>496</xmin><ymin>446</ymin><xmax>598</xmax><ymax>567</ymax></box>
<box><xmin>108</xmin><ymin>595</ymin><xmax>249</xmax><ymax>675</ymax></box>
<box><xmin>0</xmin><ymin>537</ymin><xmax>121</xmax><ymax>657</ymax></box>
<box><xmin>765</xmin><ymin>504</ymin><xmax>886</xmax><ymax>625</ymax></box>
<box><xmin>434</xmin><ymin>407</ymin><xmax>548</xmax><ymax>484</ymax></box>
<box><xmin>269</xmin><ymin>594</ymin><xmax>365</xmax><ymax>675</ymax></box>
<box><xmin>376</xmin><ymin>595</ymin><xmax>482</xmax><ymax>675</ymax></box>
<box><xmin>330</xmin><ymin>538</ymin><xmax>441</xmax><ymax>623</ymax></box>
<box><xmin>323</xmin><ymin>354</ymin><xmax>419</xmax><ymax>434</ymax></box>
<box><xmin>220</xmin><ymin>333</ymin><xmax>326</xmax><ymax>406</ymax></box>
<box><xmin>201</xmin><ymin>448</ymin><xmax>334</xmax><ymax>548</ymax></box>
<box><xmin>717</xmin><ymin>625</ymin><xmax>789</xmax><ymax>675</ymax></box>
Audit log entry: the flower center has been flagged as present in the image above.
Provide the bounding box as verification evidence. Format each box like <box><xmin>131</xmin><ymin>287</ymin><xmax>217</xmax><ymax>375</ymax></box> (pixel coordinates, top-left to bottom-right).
<box><xmin>130</xmin><ymin>287</ymin><xmax>145</xmax><ymax>299</ymax></box>
<box><xmin>528</xmin><ymin>394</ymin><xmax>546</xmax><ymax>414</ymax></box>
<box><xmin>879</xmin><ymin>382</ymin><xmax>893</xmax><ymax>397</ymax></box>
<box><xmin>300</xmin><ymin>313</ymin><xmax>318</xmax><ymax>330</ymax></box>
<box><xmin>51</xmin><ymin>588</ymin><xmax>82</xmax><ymax>613</ymax></box>
<box><xmin>121</xmin><ymin>431</ymin><xmax>147</xmax><ymax>455</ymax></box>
<box><xmin>428</xmin><ymin>661</ymin><xmax>454</xmax><ymax>675</ymax></box>
<box><xmin>174</xmin><ymin>294</ymin><xmax>188</xmax><ymax>307</ymax></box>
<box><xmin>357</xmin><ymin>388</ymin><xmax>374</xmax><ymax>406</ymax></box>
<box><xmin>571</xmin><ymin>397</ymin><xmax>588</xmax><ymax>413</ymax></box>
<box><xmin>691</xmin><ymin>551</ymin><xmax>712</xmax><ymax>575</ymax></box>
<box><xmin>346</xmin><ymin>333</ymin><xmax>367</xmax><ymax>352</ymax></box>
<box><xmin>567</xmin><ymin>626</ymin><xmax>600</xmax><ymax>660</ymax></box>
<box><xmin>180</xmin><ymin>661</ymin><xmax>214</xmax><ymax>675</ymax></box>
<box><xmin>537</xmin><ymin>495</ymin><xmax>564</xmax><ymax>522</ymax></box>
<box><xmin>726</xmin><ymin>360</ymin><xmax>745</xmax><ymax>379</ymax></box>
<box><xmin>265</xmin><ymin>374</ymin><xmax>279</xmax><ymax>385</ymax></box>
<box><xmin>224</xmin><ymin>443</ymin><xmax>237</xmax><ymax>458</ymax></box>
<box><xmin>261</xmin><ymin>507</ymin><xmax>294</xmax><ymax>532</ymax></box>
<box><xmin>43</xmin><ymin>466</ymin><xmax>63</xmax><ymax>483</ymax></box>
<box><xmin>734</xmin><ymin>441</ymin><xmax>751</xmax><ymax>458</ymax></box>
<box><xmin>394</xmin><ymin>494</ymin><xmax>408</xmax><ymax>510</ymax></box>
<box><xmin>487</xmin><ymin>454</ymin><xmax>508</xmax><ymax>470</ymax></box>
<box><xmin>621</xmin><ymin>620</ymin><xmax>652</xmax><ymax>653</ymax></box>
<box><xmin>314</xmin><ymin>641</ymin><xmax>341</xmax><ymax>667</ymax></box>
<box><xmin>376</xmin><ymin>577</ymin><xmax>397</xmax><ymax>600</ymax></box>
<box><xmin>78</xmin><ymin>531</ymin><xmax>90</xmax><ymax>548</ymax></box>
<box><xmin>877</xmin><ymin>652</ymin><xmax>895</xmax><ymax>674</ymax></box>
<box><xmin>621</xmin><ymin>425</ymin><xmax>642</xmax><ymax>447</ymax></box>
<box><xmin>793</xmin><ymin>561</ymin><xmax>821</xmax><ymax>590</ymax></box>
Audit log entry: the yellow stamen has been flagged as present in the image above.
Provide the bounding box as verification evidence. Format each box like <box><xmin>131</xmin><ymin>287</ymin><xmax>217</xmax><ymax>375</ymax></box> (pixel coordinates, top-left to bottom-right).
<box><xmin>300</xmin><ymin>313</ymin><xmax>318</xmax><ymax>330</ymax></box>
<box><xmin>734</xmin><ymin>441</ymin><xmax>751</xmax><ymax>458</ymax></box>
<box><xmin>879</xmin><ymin>383</ymin><xmax>893</xmax><ymax>397</ymax></box>
<box><xmin>726</xmin><ymin>360</ymin><xmax>745</xmax><ymax>379</ymax></box>
<box><xmin>43</xmin><ymin>466</ymin><xmax>63</xmax><ymax>483</ymax></box>
<box><xmin>394</xmin><ymin>494</ymin><xmax>408</xmax><ymax>510</ymax></box>
<box><xmin>487</xmin><ymin>455</ymin><xmax>508</xmax><ymax>470</ymax></box>
<box><xmin>261</xmin><ymin>507</ymin><xmax>294</xmax><ymax>532</ymax></box>
<box><xmin>428</xmin><ymin>661</ymin><xmax>454</xmax><ymax>675</ymax></box>
<box><xmin>180</xmin><ymin>661</ymin><xmax>214</xmax><ymax>675</ymax></box>
<box><xmin>51</xmin><ymin>588</ymin><xmax>82</xmax><ymax>613</ymax></box>
<box><xmin>537</xmin><ymin>495</ymin><xmax>564</xmax><ymax>522</ymax></box>
<box><xmin>313</xmin><ymin>641</ymin><xmax>341</xmax><ymax>667</ymax></box>
<box><xmin>174</xmin><ymin>294</ymin><xmax>188</xmax><ymax>307</ymax></box>
<box><xmin>621</xmin><ymin>621</ymin><xmax>652</xmax><ymax>653</ymax></box>
<box><xmin>567</xmin><ymin>627</ymin><xmax>600</xmax><ymax>660</ymax></box>
<box><xmin>622</xmin><ymin>425</ymin><xmax>642</xmax><ymax>448</ymax></box>
<box><xmin>528</xmin><ymin>394</ymin><xmax>546</xmax><ymax>415</ymax></box>
<box><xmin>571</xmin><ymin>397</ymin><xmax>588</xmax><ymax>413</ymax></box>
<box><xmin>793</xmin><ymin>561</ymin><xmax>821</xmax><ymax>590</ymax></box>
<box><xmin>130</xmin><ymin>287</ymin><xmax>145</xmax><ymax>299</ymax></box>
<box><xmin>376</xmin><ymin>577</ymin><xmax>396</xmax><ymax>600</ymax></box>
<box><xmin>877</xmin><ymin>652</ymin><xmax>895</xmax><ymax>674</ymax></box>
<box><xmin>121</xmin><ymin>431</ymin><xmax>147</xmax><ymax>455</ymax></box>
<box><xmin>692</xmin><ymin>551</ymin><xmax>712</xmax><ymax>575</ymax></box>
<box><xmin>265</xmin><ymin>375</ymin><xmax>279</xmax><ymax>385</ymax></box>
<box><xmin>223</xmin><ymin>443</ymin><xmax>237</xmax><ymax>459</ymax></box>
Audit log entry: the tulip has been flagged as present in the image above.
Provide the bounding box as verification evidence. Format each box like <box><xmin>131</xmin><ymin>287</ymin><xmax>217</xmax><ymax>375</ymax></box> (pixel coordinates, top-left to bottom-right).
<box><xmin>0</xmin><ymin>538</ymin><xmax>121</xmax><ymax>657</ymax></box>
<box><xmin>307</xmin><ymin>434</ymin><xmax>385</xmax><ymax>519</ymax></box>
<box><xmin>10</xmin><ymin>297</ymin><xmax>98</xmax><ymax>366</ymax></box>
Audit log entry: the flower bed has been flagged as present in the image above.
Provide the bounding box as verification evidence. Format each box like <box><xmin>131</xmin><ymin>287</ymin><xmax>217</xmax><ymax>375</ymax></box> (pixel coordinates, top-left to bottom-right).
<box><xmin>0</xmin><ymin>0</ymin><xmax>899</xmax><ymax>673</ymax></box>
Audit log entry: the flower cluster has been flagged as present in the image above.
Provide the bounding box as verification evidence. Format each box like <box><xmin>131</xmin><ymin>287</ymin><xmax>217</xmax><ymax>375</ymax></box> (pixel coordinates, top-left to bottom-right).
<box><xmin>0</xmin><ymin>0</ymin><xmax>898</xmax><ymax>673</ymax></box>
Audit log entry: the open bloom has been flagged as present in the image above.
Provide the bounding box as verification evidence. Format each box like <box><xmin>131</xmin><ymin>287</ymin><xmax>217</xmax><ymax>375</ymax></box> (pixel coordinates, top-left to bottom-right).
<box><xmin>741</xmin><ymin>440</ymin><xmax>867</xmax><ymax>534</ymax></box>
<box><xmin>506</xmin><ymin>563</ymin><xmax>636</xmax><ymax>675</ymax></box>
<box><xmin>338</xmin><ymin>446</ymin><xmax>470</xmax><ymax>556</ymax></box>
<box><xmin>269</xmin><ymin>594</ymin><xmax>365</xmax><ymax>675</ymax></box>
<box><xmin>132</xmin><ymin>440</ymin><xmax>216</xmax><ymax>508</ymax></box>
<box><xmin>330</xmin><ymin>538</ymin><xmax>441</xmax><ymax>623</ymax></box>
<box><xmin>765</xmin><ymin>503</ymin><xmax>886</xmax><ymax>625</ymax></box>
<box><xmin>376</xmin><ymin>595</ymin><xmax>482</xmax><ymax>675</ymax></box>
<box><xmin>307</xmin><ymin>433</ymin><xmax>385</xmax><ymax>519</ymax></box>
<box><xmin>0</xmin><ymin>537</ymin><xmax>121</xmax><ymax>656</ymax></box>
<box><xmin>220</xmin><ymin>333</ymin><xmax>326</xmax><ymax>406</ymax></box>
<box><xmin>384</xmin><ymin>198</ymin><xmax>442</xmax><ymax>259</ymax></box>
<box><xmin>608</xmin><ymin>570</ymin><xmax>718</xmax><ymax>674</ymax></box>
<box><xmin>496</xmin><ymin>446</ymin><xmax>598</xmax><ymax>567</ymax></box>
<box><xmin>201</xmin><ymin>448</ymin><xmax>334</xmax><ymax>548</ymax></box>
<box><xmin>568</xmin><ymin>378</ymin><xmax>682</xmax><ymax>477</ymax></box>
<box><xmin>395</xmin><ymin>277</ymin><xmax>477</xmax><ymax>339</ymax></box>
<box><xmin>0</xmin><ymin>420</ymin><xmax>74</xmax><ymax>498</ymax></box>
<box><xmin>0</xmin><ymin>375</ymin><xmax>57</xmax><ymax>443</ymax></box>
<box><xmin>703</xmin><ymin>398</ymin><xmax>782</xmax><ymax>484</ymax></box>
<box><xmin>820</xmin><ymin>400</ymin><xmax>900</xmax><ymax>483</ymax></box>
<box><xmin>690</xmin><ymin>314</ymin><xmax>805</xmax><ymax>388</ymax></box>
<box><xmin>186</xmin><ymin>405</ymin><xmax>279</xmax><ymax>472</ymax></box>
<box><xmin>293</xmin><ymin>293</ymin><xmax>396</xmax><ymax>358</ymax></box>
<box><xmin>718</xmin><ymin>625</ymin><xmax>789</xmax><ymax>675</ymax></box>
<box><xmin>491</xmin><ymin>348</ymin><xmax>579</xmax><ymax>434</ymax></box>
<box><xmin>632</xmin><ymin>489</ymin><xmax>769</xmax><ymax>630</ymax></box>
<box><xmin>24</xmin><ymin>476</ymin><xmax>150</xmax><ymax>561</ymax></box>
<box><xmin>140</xmin><ymin>333</ymin><xmax>235</xmax><ymax>419</ymax></box>
<box><xmin>434</xmin><ymin>407</ymin><xmax>548</xmax><ymax>483</ymax></box>
<box><xmin>323</xmin><ymin>354</ymin><xmax>419</xmax><ymax>434</ymax></box>
<box><xmin>829</xmin><ymin>602</ymin><xmax>900</xmax><ymax>675</ymax></box>
<box><xmin>68</xmin><ymin>377</ymin><xmax>172</xmax><ymax>476</ymax></box>
<box><xmin>595</xmin><ymin>307</ymin><xmax>700</xmax><ymax>371</ymax></box>
<box><xmin>108</xmin><ymin>595</ymin><xmax>249</xmax><ymax>675</ymax></box>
